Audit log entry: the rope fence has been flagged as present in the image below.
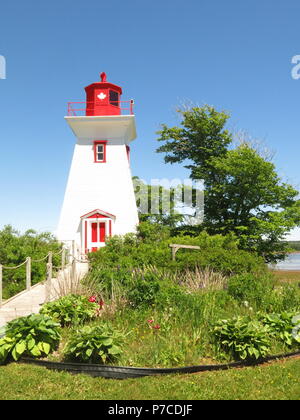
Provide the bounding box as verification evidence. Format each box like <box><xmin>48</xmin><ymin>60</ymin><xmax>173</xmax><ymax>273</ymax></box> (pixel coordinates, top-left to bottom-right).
<box><xmin>31</xmin><ymin>254</ymin><xmax>51</xmax><ymax>263</ymax></box>
<box><xmin>1</xmin><ymin>260</ymin><xmax>28</xmax><ymax>269</ymax></box>
<box><xmin>0</xmin><ymin>244</ymin><xmax>77</xmax><ymax>308</ymax></box>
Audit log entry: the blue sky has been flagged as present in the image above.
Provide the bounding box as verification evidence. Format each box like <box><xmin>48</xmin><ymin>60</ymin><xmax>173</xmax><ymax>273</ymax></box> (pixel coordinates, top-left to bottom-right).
<box><xmin>0</xmin><ymin>0</ymin><xmax>300</xmax><ymax>238</ymax></box>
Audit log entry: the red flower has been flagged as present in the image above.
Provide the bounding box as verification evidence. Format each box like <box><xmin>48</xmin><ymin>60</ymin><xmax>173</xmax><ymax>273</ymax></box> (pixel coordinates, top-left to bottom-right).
<box><xmin>153</xmin><ymin>324</ymin><xmax>161</xmax><ymax>330</ymax></box>
<box><xmin>147</xmin><ymin>319</ymin><xmax>154</xmax><ymax>324</ymax></box>
<box><xmin>88</xmin><ymin>296</ymin><xmax>96</xmax><ymax>303</ymax></box>
<box><xmin>99</xmin><ymin>299</ymin><xmax>104</xmax><ymax>309</ymax></box>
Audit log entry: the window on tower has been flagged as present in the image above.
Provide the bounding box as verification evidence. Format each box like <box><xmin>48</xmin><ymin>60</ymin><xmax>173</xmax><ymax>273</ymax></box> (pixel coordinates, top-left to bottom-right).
<box><xmin>109</xmin><ymin>90</ymin><xmax>119</xmax><ymax>107</ymax></box>
<box><xmin>93</xmin><ymin>141</ymin><xmax>107</xmax><ymax>163</ymax></box>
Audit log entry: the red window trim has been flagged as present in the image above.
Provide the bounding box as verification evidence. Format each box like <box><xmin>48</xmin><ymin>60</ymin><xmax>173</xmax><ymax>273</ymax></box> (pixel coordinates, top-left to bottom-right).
<box><xmin>94</xmin><ymin>140</ymin><xmax>107</xmax><ymax>163</ymax></box>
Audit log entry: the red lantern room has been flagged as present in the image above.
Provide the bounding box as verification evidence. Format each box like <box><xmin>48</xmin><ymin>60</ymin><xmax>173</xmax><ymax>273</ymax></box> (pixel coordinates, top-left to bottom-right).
<box><xmin>84</xmin><ymin>72</ymin><xmax>123</xmax><ymax>116</ymax></box>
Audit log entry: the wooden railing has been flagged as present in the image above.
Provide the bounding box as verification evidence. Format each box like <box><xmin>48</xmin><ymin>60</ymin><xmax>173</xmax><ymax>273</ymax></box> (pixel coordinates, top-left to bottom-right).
<box><xmin>169</xmin><ymin>244</ymin><xmax>200</xmax><ymax>261</ymax></box>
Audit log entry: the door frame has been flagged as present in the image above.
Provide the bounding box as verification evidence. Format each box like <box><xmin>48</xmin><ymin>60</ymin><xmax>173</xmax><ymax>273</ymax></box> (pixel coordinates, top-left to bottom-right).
<box><xmin>80</xmin><ymin>209</ymin><xmax>115</xmax><ymax>253</ymax></box>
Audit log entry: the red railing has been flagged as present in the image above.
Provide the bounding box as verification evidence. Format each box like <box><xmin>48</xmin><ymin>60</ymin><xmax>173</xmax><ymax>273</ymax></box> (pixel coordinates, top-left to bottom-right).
<box><xmin>67</xmin><ymin>100</ymin><xmax>135</xmax><ymax>116</ymax></box>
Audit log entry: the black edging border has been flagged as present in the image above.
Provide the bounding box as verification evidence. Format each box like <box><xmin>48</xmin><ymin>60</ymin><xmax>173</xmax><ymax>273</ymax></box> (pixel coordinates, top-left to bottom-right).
<box><xmin>20</xmin><ymin>350</ymin><xmax>300</xmax><ymax>379</ymax></box>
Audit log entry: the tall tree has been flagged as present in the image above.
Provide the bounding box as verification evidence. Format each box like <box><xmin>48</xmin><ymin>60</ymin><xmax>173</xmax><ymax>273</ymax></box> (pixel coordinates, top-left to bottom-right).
<box><xmin>156</xmin><ymin>106</ymin><xmax>300</xmax><ymax>262</ymax></box>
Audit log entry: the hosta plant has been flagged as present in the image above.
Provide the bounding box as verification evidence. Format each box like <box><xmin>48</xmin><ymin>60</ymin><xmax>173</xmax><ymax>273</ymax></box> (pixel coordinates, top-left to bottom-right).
<box><xmin>40</xmin><ymin>294</ymin><xmax>99</xmax><ymax>326</ymax></box>
<box><xmin>0</xmin><ymin>314</ymin><xmax>61</xmax><ymax>364</ymax></box>
<box><xmin>259</xmin><ymin>311</ymin><xmax>300</xmax><ymax>346</ymax></box>
<box><xmin>63</xmin><ymin>324</ymin><xmax>124</xmax><ymax>363</ymax></box>
<box><xmin>213</xmin><ymin>316</ymin><xmax>271</xmax><ymax>361</ymax></box>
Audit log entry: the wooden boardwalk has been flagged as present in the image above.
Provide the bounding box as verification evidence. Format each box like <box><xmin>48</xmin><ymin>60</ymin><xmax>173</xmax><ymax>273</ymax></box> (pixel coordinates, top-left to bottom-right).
<box><xmin>0</xmin><ymin>262</ymin><xmax>89</xmax><ymax>328</ymax></box>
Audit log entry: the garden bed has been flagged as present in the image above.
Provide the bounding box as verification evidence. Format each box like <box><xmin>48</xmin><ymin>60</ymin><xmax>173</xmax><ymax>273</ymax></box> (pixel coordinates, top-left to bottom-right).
<box><xmin>1</xmin><ymin>235</ymin><xmax>300</xmax><ymax>374</ymax></box>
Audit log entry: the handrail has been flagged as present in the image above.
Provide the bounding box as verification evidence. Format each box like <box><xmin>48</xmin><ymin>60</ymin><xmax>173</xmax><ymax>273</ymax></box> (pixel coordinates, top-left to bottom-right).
<box><xmin>67</xmin><ymin>99</ymin><xmax>135</xmax><ymax>116</ymax></box>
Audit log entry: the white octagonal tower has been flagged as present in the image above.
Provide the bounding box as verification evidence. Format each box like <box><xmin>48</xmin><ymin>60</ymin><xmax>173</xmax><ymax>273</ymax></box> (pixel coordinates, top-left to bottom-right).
<box><xmin>57</xmin><ymin>72</ymin><xmax>139</xmax><ymax>254</ymax></box>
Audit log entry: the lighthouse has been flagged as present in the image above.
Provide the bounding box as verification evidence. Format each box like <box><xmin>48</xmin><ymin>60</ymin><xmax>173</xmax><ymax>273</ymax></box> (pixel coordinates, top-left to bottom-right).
<box><xmin>57</xmin><ymin>72</ymin><xmax>139</xmax><ymax>254</ymax></box>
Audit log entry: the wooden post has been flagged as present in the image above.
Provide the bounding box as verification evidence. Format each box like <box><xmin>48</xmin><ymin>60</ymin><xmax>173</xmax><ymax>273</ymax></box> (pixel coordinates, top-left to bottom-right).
<box><xmin>26</xmin><ymin>257</ymin><xmax>31</xmax><ymax>291</ymax></box>
<box><xmin>71</xmin><ymin>258</ymin><xmax>76</xmax><ymax>286</ymax></box>
<box><xmin>0</xmin><ymin>264</ymin><xmax>2</xmax><ymax>308</ymax></box>
<box><xmin>62</xmin><ymin>248</ymin><xmax>66</xmax><ymax>270</ymax></box>
<box><xmin>45</xmin><ymin>262</ymin><xmax>53</xmax><ymax>303</ymax></box>
<box><xmin>72</xmin><ymin>240</ymin><xmax>75</xmax><ymax>260</ymax></box>
<box><xmin>171</xmin><ymin>246</ymin><xmax>178</xmax><ymax>261</ymax></box>
<box><xmin>48</xmin><ymin>251</ymin><xmax>53</xmax><ymax>265</ymax></box>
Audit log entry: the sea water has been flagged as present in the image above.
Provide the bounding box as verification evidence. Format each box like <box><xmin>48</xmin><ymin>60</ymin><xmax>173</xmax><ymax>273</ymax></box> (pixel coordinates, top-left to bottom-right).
<box><xmin>271</xmin><ymin>253</ymin><xmax>300</xmax><ymax>271</ymax></box>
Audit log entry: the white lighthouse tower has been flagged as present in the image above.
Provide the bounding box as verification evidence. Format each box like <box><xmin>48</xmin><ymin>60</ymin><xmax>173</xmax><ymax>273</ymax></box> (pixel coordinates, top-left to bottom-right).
<box><xmin>57</xmin><ymin>72</ymin><xmax>139</xmax><ymax>254</ymax></box>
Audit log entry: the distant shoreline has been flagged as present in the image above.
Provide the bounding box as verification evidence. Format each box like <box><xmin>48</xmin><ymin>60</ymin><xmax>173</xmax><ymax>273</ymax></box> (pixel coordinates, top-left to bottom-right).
<box><xmin>270</xmin><ymin>252</ymin><xmax>300</xmax><ymax>271</ymax></box>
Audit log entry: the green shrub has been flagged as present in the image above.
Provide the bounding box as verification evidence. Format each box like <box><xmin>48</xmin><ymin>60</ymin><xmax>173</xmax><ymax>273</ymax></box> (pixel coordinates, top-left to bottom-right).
<box><xmin>127</xmin><ymin>273</ymin><xmax>160</xmax><ymax>308</ymax></box>
<box><xmin>0</xmin><ymin>314</ymin><xmax>61</xmax><ymax>364</ymax></box>
<box><xmin>212</xmin><ymin>317</ymin><xmax>271</xmax><ymax>361</ymax></box>
<box><xmin>63</xmin><ymin>324</ymin><xmax>124</xmax><ymax>363</ymax></box>
<box><xmin>83</xmin><ymin>266</ymin><xmax>133</xmax><ymax>299</ymax></box>
<box><xmin>260</xmin><ymin>311</ymin><xmax>300</xmax><ymax>346</ymax></box>
<box><xmin>154</xmin><ymin>283</ymin><xmax>188</xmax><ymax>309</ymax></box>
<box><xmin>88</xmin><ymin>231</ymin><xmax>266</xmax><ymax>280</ymax></box>
<box><xmin>125</xmin><ymin>267</ymin><xmax>191</xmax><ymax>310</ymax></box>
<box><xmin>270</xmin><ymin>284</ymin><xmax>300</xmax><ymax>312</ymax></box>
<box><xmin>137</xmin><ymin>221</ymin><xmax>171</xmax><ymax>243</ymax></box>
<box><xmin>228</xmin><ymin>273</ymin><xmax>274</xmax><ymax>310</ymax></box>
<box><xmin>40</xmin><ymin>294</ymin><xmax>98</xmax><ymax>326</ymax></box>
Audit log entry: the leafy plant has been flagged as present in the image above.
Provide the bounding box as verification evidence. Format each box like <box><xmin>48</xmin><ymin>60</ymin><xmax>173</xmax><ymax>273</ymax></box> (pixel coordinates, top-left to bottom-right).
<box><xmin>228</xmin><ymin>273</ymin><xmax>274</xmax><ymax>309</ymax></box>
<box><xmin>83</xmin><ymin>265</ymin><xmax>133</xmax><ymax>299</ymax></box>
<box><xmin>40</xmin><ymin>294</ymin><xmax>99</xmax><ymax>326</ymax></box>
<box><xmin>212</xmin><ymin>317</ymin><xmax>271</xmax><ymax>361</ymax></box>
<box><xmin>270</xmin><ymin>284</ymin><xmax>300</xmax><ymax>312</ymax></box>
<box><xmin>63</xmin><ymin>324</ymin><xmax>125</xmax><ymax>363</ymax></box>
<box><xmin>0</xmin><ymin>314</ymin><xmax>61</xmax><ymax>364</ymax></box>
<box><xmin>259</xmin><ymin>312</ymin><xmax>300</xmax><ymax>346</ymax></box>
<box><xmin>127</xmin><ymin>273</ymin><xmax>160</xmax><ymax>308</ymax></box>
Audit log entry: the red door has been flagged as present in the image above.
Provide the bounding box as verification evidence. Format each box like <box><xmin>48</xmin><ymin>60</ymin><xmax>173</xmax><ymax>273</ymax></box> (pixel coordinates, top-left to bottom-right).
<box><xmin>90</xmin><ymin>222</ymin><xmax>106</xmax><ymax>252</ymax></box>
<box><xmin>99</xmin><ymin>222</ymin><xmax>105</xmax><ymax>242</ymax></box>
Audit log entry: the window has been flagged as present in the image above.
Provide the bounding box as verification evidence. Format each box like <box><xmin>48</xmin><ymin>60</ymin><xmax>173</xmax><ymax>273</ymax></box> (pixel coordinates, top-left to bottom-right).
<box><xmin>94</xmin><ymin>141</ymin><xmax>107</xmax><ymax>163</ymax></box>
<box><xmin>109</xmin><ymin>90</ymin><xmax>119</xmax><ymax>107</ymax></box>
<box><xmin>96</xmin><ymin>144</ymin><xmax>104</xmax><ymax>161</ymax></box>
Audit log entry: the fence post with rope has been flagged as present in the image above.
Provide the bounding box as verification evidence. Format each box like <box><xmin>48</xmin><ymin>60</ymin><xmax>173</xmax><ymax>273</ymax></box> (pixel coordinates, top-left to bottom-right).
<box><xmin>26</xmin><ymin>257</ymin><xmax>31</xmax><ymax>291</ymax></box>
<box><xmin>0</xmin><ymin>264</ymin><xmax>2</xmax><ymax>308</ymax></box>
<box><xmin>0</xmin><ymin>246</ymin><xmax>69</xmax><ymax>308</ymax></box>
<box><xmin>62</xmin><ymin>248</ymin><xmax>66</xmax><ymax>270</ymax></box>
<box><xmin>45</xmin><ymin>261</ymin><xmax>53</xmax><ymax>303</ymax></box>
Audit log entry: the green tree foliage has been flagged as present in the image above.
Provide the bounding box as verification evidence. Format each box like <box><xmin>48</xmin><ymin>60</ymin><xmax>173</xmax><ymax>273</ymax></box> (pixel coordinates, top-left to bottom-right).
<box><xmin>156</xmin><ymin>106</ymin><xmax>300</xmax><ymax>262</ymax></box>
<box><xmin>0</xmin><ymin>225</ymin><xmax>62</xmax><ymax>298</ymax></box>
<box><xmin>156</xmin><ymin>105</ymin><xmax>232</xmax><ymax>180</ymax></box>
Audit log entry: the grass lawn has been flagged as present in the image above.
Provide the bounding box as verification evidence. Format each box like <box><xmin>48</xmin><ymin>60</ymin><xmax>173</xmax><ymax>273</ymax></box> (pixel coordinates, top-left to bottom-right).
<box><xmin>0</xmin><ymin>358</ymin><xmax>299</xmax><ymax>400</ymax></box>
